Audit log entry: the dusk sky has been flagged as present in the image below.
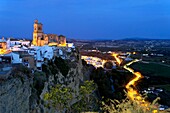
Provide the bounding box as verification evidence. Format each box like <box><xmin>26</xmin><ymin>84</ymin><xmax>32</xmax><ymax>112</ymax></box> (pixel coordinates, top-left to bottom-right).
<box><xmin>0</xmin><ymin>0</ymin><xmax>170</xmax><ymax>40</ymax></box>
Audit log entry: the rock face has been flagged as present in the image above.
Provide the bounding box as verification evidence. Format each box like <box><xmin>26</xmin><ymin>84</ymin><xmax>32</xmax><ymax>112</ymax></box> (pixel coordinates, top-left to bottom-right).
<box><xmin>30</xmin><ymin>50</ymin><xmax>85</xmax><ymax>113</ymax></box>
<box><xmin>0</xmin><ymin>48</ymin><xmax>90</xmax><ymax>113</ymax></box>
<box><xmin>0</xmin><ymin>77</ymin><xmax>32</xmax><ymax>113</ymax></box>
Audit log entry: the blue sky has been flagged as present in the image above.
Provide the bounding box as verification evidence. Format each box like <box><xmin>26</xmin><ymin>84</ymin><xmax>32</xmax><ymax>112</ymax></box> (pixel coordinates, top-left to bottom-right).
<box><xmin>0</xmin><ymin>0</ymin><xmax>170</xmax><ymax>40</ymax></box>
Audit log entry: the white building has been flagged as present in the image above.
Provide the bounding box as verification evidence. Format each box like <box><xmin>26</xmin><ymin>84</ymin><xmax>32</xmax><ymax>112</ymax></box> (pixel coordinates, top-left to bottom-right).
<box><xmin>7</xmin><ymin>38</ymin><xmax>31</xmax><ymax>47</ymax></box>
<box><xmin>8</xmin><ymin>38</ymin><xmax>20</xmax><ymax>47</ymax></box>
<box><xmin>0</xmin><ymin>52</ymin><xmax>22</xmax><ymax>64</ymax></box>
<box><xmin>11</xmin><ymin>45</ymin><xmax>29</xmax><ymax>52</ymax></box>
<box><xmin>67</xmin><ymin>43</ymin><xmax>75</xmax><ymax>48</ymax></box>
<box><xmin>20</xmin><ymin>40</ymin><xmax>30</xmax><ymax>46</ymax></box>
<box><xmin>35</xmin><ymin>45</ymin><xmax>54</xmax><ymax>70</ymax></box>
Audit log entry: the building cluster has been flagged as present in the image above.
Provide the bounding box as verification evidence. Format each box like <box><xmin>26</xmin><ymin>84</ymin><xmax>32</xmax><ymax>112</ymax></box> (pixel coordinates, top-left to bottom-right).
<box><xmin>142</xmin><ymin>87</ymin><xmax>163</xmax><ymax>96</ymax></box>
<box><xmin>0</xmin><ymin>20</ymin><xmax>75</xmax><ymax>75</ymax></box>
<box><xmin>81</xmin><ymin>56</ymin><xmax>105</xmax><ymax>68</ymax></box>
<box><xmin>81</xmin><ymin>55</ymin><xmax>116</xmax><ymax>69</ymax></box>
<box><xmin>0</xmin><ymin>38</ymin><xmax>31</xmax><ymax>54</ymax></box>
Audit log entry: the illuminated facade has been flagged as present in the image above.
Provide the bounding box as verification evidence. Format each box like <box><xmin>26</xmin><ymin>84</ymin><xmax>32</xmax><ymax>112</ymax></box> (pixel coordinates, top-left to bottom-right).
<box><xmin>32</xmin><ymin>20</ymin><xmax>66</xmax><ymax>46</ymax></box>
<box><xmin>0</xmin><ymin>37</ymin><xmax>7</xmax><ymax>54</ymax></box>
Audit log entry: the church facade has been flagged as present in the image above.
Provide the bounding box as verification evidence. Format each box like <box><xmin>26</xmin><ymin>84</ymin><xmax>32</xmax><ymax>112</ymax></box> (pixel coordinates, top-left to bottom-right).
<box><xmin>0</xmin><ymin>37</ymin><xmax>7</xmax><ymax>54</ymax></box>
<box><xmin>32</xmin><ymin>20</ymin><xmax>66</xmax><ymax>46</ymax></box>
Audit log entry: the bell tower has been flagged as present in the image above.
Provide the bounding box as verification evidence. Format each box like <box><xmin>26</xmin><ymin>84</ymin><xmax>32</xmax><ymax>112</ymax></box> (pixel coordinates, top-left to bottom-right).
<box><xmin>32</xmin><ymin>20</ymin><xmax>43</xmax><ymax>46</ymax></box>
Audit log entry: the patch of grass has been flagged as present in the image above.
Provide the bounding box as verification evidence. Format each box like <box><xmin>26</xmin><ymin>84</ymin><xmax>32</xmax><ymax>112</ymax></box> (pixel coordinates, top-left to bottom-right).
<box><xmin>130</xmin><ymin>62</ymin><xmax>170</xmax><ymax>78</ymax></box>
<box><xmin>153</xmin><ymin>84</ymin><xmax>170</xmax><ymax>92</ymax></box>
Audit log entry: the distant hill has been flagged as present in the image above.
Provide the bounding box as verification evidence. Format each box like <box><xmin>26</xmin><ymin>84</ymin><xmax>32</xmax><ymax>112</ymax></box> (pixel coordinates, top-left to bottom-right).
<box><xmin>122</xmin><ymin>37</ymin><xmax>170</xmax><ymax>41</ymax></box>
<box><xmin>122</xmin><ymin>37</ymin><xmax>150</xmax><ymax>41</ymax></box>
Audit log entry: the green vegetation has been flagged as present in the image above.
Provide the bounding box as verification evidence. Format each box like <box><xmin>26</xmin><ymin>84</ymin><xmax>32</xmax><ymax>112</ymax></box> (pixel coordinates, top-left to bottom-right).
<box><xmin>44</xmin><ymin>80</ymin><xmax>98</xmax><ymax>112</ymax></box>
<box><xmin>130</xmin><ymin>62</ymin><xmax>170</xmax><ymax>78</ymax></box>
<box><xmin>12</xmin><ymin>65</ymin><xmax>32</xmax><ymax>83</ymax></box>
<box><xmin>44</xmin><ymin>84</ymin><xmax>73</xmax><ymax>112</ymax></box>
<box><xmin>43</xmin><ymin>60</ymin><xmax>59</xmax><ymax>75</ymax></box>
<box><xmin>131</xmin><ymin>53</ymin><xmax>170</xmax><ymax>65</ymax></box>
<box><xmin>42</xmin><ymin>57</ymin><xmax>70</xmax><ymax>77</ymax></box>
<box><xmin>90</xmin><ymin>68</ymin><xmax>113</xmax><ymax>98</ymax></box>
<box><xmin>72</xmin><ymin>81</ymin><xmax>98</xmax><ymax>112</ymax></box>
<box><xmin>33</xmin><ymin>71</ymin><xmax>47</xmax><ymax>96</ymax></box>
<box><xmin>13</xmin><ymin>64</ymin><xmax>31</xmax><ymax>77</ymax></box>
<box><xmin>54</xmin><ymin>57</ymin><xmax>70</xmax><ymax>77</ymax></box>
<box><xmin>90</xmin><ymin>68</ymin><xmax>133</xmax><ymax>100</ymax></box>
<box><xmin>101</xmin><ymin>97</ymin><xmax>162</xmax><ymax>113</ymax></box>
<box><xmin>153</xmin><ymin>84</ymin><xmax>170</xmax><ymax>92</ymax></box>
<box><xmin>104</xmin><ymin>61</ymin><xmax>113</xmax><ymax>69</ymax></box>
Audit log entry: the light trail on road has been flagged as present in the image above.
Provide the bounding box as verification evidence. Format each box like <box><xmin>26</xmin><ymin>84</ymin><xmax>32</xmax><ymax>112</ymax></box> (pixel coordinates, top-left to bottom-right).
<box><xmin>112</xmin><ymin>53</ymin><xmax>122</xmax><ymax>65</ymax></box>
<box><xmin>112</xmin><ymin>54</ymin><xmax>158</xmax><ymax>113</ymax></box>
<box><xmin>82</xmin><ymin>53</ymin><xmax>159</xmax><ymax>112</ymax></box>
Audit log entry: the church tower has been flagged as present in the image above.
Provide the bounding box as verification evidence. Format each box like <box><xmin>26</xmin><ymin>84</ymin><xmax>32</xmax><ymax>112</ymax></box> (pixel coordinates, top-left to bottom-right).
<box><xmin>32</xmin><ymin>20</ymin><xmax>44</xmax><ymax>46</ymax></box>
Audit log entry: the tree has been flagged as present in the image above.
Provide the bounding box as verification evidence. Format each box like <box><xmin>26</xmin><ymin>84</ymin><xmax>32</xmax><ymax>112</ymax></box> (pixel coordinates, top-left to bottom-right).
<box><xmin>44</xmin><ymin>81</ymin><xmax>98</xmax><ymax>112</ymax></box>
<box><xmin>44</xmin><ymin>84</ymin><xmax>73</xmax><ymax>112</ymax></box>
<box><xmin>54</xmin><ymin>57</ymin><xmax>69</xmax><ymax>77</ymax></box>
<box><xmin>72</xmin><ymin>80</ymin><xmax>98</xmax><ymax>112</ymax></box>
<box><xmin>33</xmin><ymin>71</ymin><xmax>47</xmax><ymax>96</ymax></box>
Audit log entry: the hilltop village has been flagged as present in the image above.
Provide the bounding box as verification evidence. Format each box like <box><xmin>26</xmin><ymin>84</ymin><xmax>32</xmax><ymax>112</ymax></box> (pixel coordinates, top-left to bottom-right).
<box><xmin>0</xmin><ymin>20</ymin><xmax>85</xmax><ymax>113</ymax></box>
<box><xmin>1</xmin><ymin>20</ymin><xmax>170</xmax><ymax>113</ymax></box>
<box><xmin>0</xmin><ymin>20</ymin><xmax>75</xmax><ymax>75</ymax></box>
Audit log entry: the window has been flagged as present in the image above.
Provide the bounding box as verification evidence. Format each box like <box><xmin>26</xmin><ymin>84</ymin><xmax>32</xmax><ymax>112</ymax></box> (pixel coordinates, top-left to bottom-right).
<box><xmin>38</xmin><ymin>27</ymin><xmax>41</xmax><ymax>30</ymax></box>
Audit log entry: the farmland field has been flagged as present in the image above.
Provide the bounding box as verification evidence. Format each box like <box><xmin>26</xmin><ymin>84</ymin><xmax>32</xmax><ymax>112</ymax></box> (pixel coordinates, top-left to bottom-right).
<box><xmin>130</xmin><ymin>62</ymin><xmax>170</xmax><ymax>78</ymax></box>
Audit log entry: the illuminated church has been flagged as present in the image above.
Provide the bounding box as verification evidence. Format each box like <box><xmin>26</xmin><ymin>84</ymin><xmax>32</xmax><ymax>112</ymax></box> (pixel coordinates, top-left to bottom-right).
<box><xmin>32</xmin><ymin>20</ymin><xmax>66</xmax><ymax>46</ymax></box>
<box><xmin>0</xmin><ymin>37</ymin><xmax>7</xmax><ymax>54</ymax></box>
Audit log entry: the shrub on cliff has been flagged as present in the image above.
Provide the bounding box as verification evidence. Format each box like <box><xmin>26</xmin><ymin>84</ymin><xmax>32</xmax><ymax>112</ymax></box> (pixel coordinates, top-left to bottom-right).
<box><xmin>33</xmin><ymin>71</ymin><xmax>47</xmax><ymax>97</ymax></box>
<box><xmin>44</xmin><ymin>80</ymin><xmax>98</xmax><ymax>112</ymax></box>
<box><xmin>42</xmin><ymin>64</ymin><xmax>50</xmax><ymax>74</ymax></box>
<box><xmin>101</xmin><ymin>97</ymin><xmax>162</xmax><ymax>113</ymax></box>
<box><xmin>54</xmin><ymin>57</ymin><xmax>69</xmax><ymax>77</ymax></box>
<box><xmin>12</xmin><ymin>64</ymin><xmax>32</xmax><ymax>79</ymax></box>
<box><xmin>42</xmin><ymin>63</ymin><xmax>58</xmax><ymax>76</ymax></box>
<box><xmin>42</xmin><ymin>57</ymin><xmax>70</xmax><ymax>77</ymax></box>
<box><xmin>44</xmin><ymin>84</ymin><xmax>73</xmax><ymax>112</ymax></box>
<box><xmin>82</xmin><ymin>59</ymin><xmax>88</xmax><ymax>66</ymax></box>
<box><xmin>17</xmin><ymin>64</ymin><xmax>31</xmax><ymax>75</ymax></box>
<box><xmin>90</xmin><ymin>68</ymin><xmax>114</xmax><ymax>98</ymax></box>
<box><xmin>71</xmin><ymin>80</ymin><xmax>98</xmax><ymax>112</ymax></box>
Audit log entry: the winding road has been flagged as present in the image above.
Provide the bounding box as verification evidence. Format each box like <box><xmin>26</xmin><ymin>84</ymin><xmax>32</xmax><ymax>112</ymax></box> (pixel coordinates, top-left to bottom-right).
<box><xmin>112</xmin><ymin>53</ymin><xmax>158</xmax><ymax>113</ymax></box>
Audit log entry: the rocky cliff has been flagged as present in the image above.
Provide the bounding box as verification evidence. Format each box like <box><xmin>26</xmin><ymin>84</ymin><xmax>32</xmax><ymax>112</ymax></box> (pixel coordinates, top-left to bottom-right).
<box><xmin>0</xmin><ymin>48</ymin><xmax>90</xmax><ymax>113</ymax></box>
<box><xmin>0</xmin><ymin>66</ymin><xmax>32</xmax><ymax>113</ymax></box>
<box><xmin>29</xmin><ymin>49</ymin><xmax>85</xmax><ymax>113</ymax></box>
